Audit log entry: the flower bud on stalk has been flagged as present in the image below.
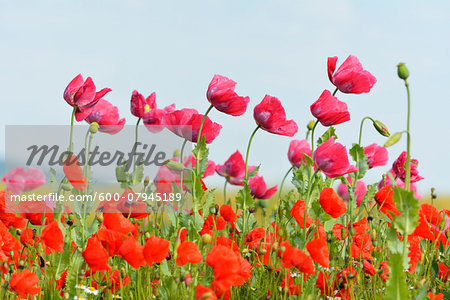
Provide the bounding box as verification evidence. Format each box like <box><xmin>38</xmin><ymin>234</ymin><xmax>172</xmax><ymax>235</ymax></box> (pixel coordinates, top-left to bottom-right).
<box><xmin>202</xmin><ymin>233</ymin><xmax>212</xmax><ymax>245</ymax></box>
<box><xmin>373</xmin><ymin>120</ymin><xmax>390</xmax><ymax>137</ymax></box>
<box><xmin>163</xmin><ymin>160</ymin><xmax>185</xmax><ymax>172</ymax></box>
<box><xmin>307</xmin><ymin>120</ymin><xmax>316</xmax><ymax>131</ymax></box>
<box><xmin>89</xmin><ymin>122</ymin><xmax>99</xmax><ymax>134</ymax></box>
<box><xmin>384</xmin><ymin>132</ymin><xmax>402</xmax><ymax>147</ymax></box>
<box><xmin>397</xmin><ymin>63</ymin><xmax>409</xmax><ymax>80</ymax></box>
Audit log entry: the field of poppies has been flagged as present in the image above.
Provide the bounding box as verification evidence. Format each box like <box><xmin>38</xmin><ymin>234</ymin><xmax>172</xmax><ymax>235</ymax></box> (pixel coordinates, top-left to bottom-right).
<box><xmin>1</xmin><ymin>56</ymin><xmax>449</xmax><ymax>300</ymax></box>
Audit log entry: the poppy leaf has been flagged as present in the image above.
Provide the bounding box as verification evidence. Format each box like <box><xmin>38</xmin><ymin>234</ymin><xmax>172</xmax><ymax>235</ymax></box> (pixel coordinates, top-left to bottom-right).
<box><xmin>385</xmin><ymin>253</ymin><xmax>410</xmax><ymax>300</ymax></box>
<box><xmin>392</xmin><ymin>187</ymin><xmax>419</xmax><ymax>237</ymax></box>
<box><xmin>316</xmin><ymin>126</ymin><xmax>337</xmax><ymax>145</ymax></box>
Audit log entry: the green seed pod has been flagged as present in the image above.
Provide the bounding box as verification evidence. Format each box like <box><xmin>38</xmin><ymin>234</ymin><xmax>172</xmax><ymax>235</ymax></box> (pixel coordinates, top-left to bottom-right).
<box><xmin>62</xmin><ymin>183</ymin><xmax>73</xmax><ymax>191</ymax></box>
<box><xmin>384</xmin><ymin>132</ymin><xmax>402</xmax><ymax>147</ymax></box>
<box><xmin>397</xmin><ymin>63</ymin><xmax>409</xmax><ymax>80</ymax></box>
<box><xmin>163</xmin><ymin>160</ymin><xmax>185</xmax><ymax>172</ymax></box>
<box><xmin>143</xmin><ymin>176</ymin><xmax>150</xmax><ymax>187</ymax></box>
<box><xmin>307</xmin><ymin>120</ymin><xmax>316</xmax><ymax>131</ymax></box>
<box><xmin>271</xmin><ymin>242</ymin><xmax>279</xmax><ymax>252</ymax></box>
<box><xmin>202</xmin><ymin>233</ymin><xmax>212</xmax><ymax>245</ymax></box>
<box><xmin>89</xmin><ymin>122</ymin><xmax>99</xmax><ymax>134</ymax></box>
<box><xmin>373</xmin><ymin>120</ymin><xmax>390</xmax><ymax>137</ymax></box>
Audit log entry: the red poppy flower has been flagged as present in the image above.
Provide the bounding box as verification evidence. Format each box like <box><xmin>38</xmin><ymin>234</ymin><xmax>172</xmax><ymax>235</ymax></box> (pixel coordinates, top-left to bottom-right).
<box><xmin>316</xmin><ymin>271</ymin><xmax>331</xmax><ymax>296</ymax></box>
<box><xmin>97</xmin><ymin>228</ymin><xmax>125</xmax><ymax>256</ymax></box>
<box><xmin>427</xmin><ymin>292</ymin><xmax>444</xmax><ymax>300</ymax></box>
<box><xmin>438</xmin><ymin>263</ymin><xmax>450</xmax><ymax>282</ymax></box>
<box><xmin>215</xmin><ymin>150</ymin><xmax>256</xmax><ymax>186</ymax></box>
<box><xmin>408</xmin><ymin>235</ymin><xmax>421</xmax><ymax>273</ymax></box>
<box><xmin>246</xmin><ymin>227</ymin><xmax>266</xmax><ymax>243</ymax></box>
<box><xmin>290</xmin><ymin>199</ymin><xmax>313</xmax><ymax>229</ymax></box>
<box><xmin>207</xmin><ymin>74</ymin><xmax>249</xmax><ymax>116</ymax></box>
<box><xmin>379</xmin><ymin>261</ymin><xmax>389</xmax><ymax>282</ymax></box>
<box><xmin>63</xmin><ymin>155</ymin><xmax>87</xmax><ymax>191</ymax></box>
<box><xmin>64</xmin><ymin>74</ymin><xmax>111</xmax><ymax>112</ymax></box>
<box><xmin>364</xmin><ymin>143</ymin><xmax>388</xmax><ymax>169</ymax></box>
<box><xmin>176</xmin><ymin>241</ymin><xmax>202</xmax><ymax>266</ymax></box>
<box><xmin>313</xmin><ymin>137</ymin><xmax>357</xmax><ymax>178</ymax></box>
<box><xmin>164</xmin><ymin>108</ymin><xmax>222</xmax><ymax>144</ymax></box>
<box><xmin>177</xmin><ymin>228</ymin><xmax>187</xmax><ymax>243</ymax></box>
<box><xmin>130</xmin><ymin>90</ymin><xmax>157</xmax><ymax>119</ymax></box>
<box><xmin>332</xmin><ymin>223</ymin><xmax>348</xmax><ymax>241</ymax></box>
<box><xmin>319</xmin><ymin>187</ymin><xmax>347</xmax><ymax>218</ymax></box>
<box><xmin>82</xmin><ymin>236</ymin><xmax>111</xmax><ymax>272</ymax></box>
<box><xmin>143</xmin><ymin>235</ymin><xmax>170</xmax><ymax>265</ymax></box>
<box><xmin>206</xmin><ymin>245</ymin><xmax>251</xmax><ymax>293</ymax></box>
<box><xmin>196</xmin><ymin>284</ymin><xmax>218</xmax><ymax>300</ymax></box>
<box><xmin>306</xmin><ymin>237</ymin><xmax>330</xmax><ymax>268</ymax></box>
<box><xmin>219</xmin><ymin>204</ymin><xmax>236</xmax><ymax>223</ymax></box>
<box><xmin>0</xmin><ymin>220</ymin><xmax>22</xmax><ymax>262</ymax></box>
<box><xmin>84</xmin><ymin>99</ymin><xmax>126</xmax><ymax>134</ymax></box>
<box><xmin>41</xmin><ymin>220</ymin><xmax>64</xmax><ymax>253</ymax></box>
<box><xmin>392</xmin><ymin>151</ymin><xmax>424</xmax><ymax>183</ymax></box>
<box><xmin>18</xmin><ymin>200</ymin><xmax>54</xmax><ymax>226</ymax></box>
<box><xmin>248</xmin><ymin>175</ymin><xmax>277</xmax><ymax>199</ymax></box>
<box><xmin>0</xmin><ymin>190</ymin><xmax>26</xmax><ymax>228</ymax></box>
<box><xmin>10</xmin><ymin>269</ymin><xmax>41</xmax><ymax>299</ymax></box>
<box><xmin>116</xmin><ymin>189</ymin><xmax>149</xmax><ymax>219</ymax></box>
<box><xmin>363</xmin><ymin>260</ymin><xmax>377</xmax><ymax>276</ymax></box>
<box><xmin>199</xmin><ymin>214</ymin><xmax>226</xmax><ymax>236</ymax></box>
<box><xmin>253</xmin><ymin>95</ymin><xmax>298</xmax><ymax>136</ymax></box>
<box><xmin>412</xmin><ymin>208</ymin><xmax>435</xmax><ymax>240</ymax></box>
<box><xmin>20</xmin><ymin>228</ymin><xmax>39</xmax><ymax>247</ymax></box>
<box><xmin>216</xmin><ymin>236</ymin><xmax>239</xmax><ymax>253</ymax></box>
<box><xmin>280</xmin><ymin>270</ymin><xmax>306</xmax><ymax>295</ymax></box>
<box><xmin>118</xmin><ymin>235</ymin><xmax>146</xmax><ymax>269</ymax></box>
<box><xmin>280</xmin><ymin>241</ymin><xmax>315</xmax><ymax>275</ymax></box>
<box><xmin>288</xmin><ymin>139</ymin><xmax>312</xmax><ymax>168</ymax></box>
<box><xmin>374</xmin><ymin>186</ymin><xmax>400</xmax><ymax>217</ymax></box>
<box><xmin>144</xmin><ymin>103</ymin><xmax>176</xmax><ymax>133</ymax></box>
<box><xmin>102</xmin><ymin>208</ymin><xmax>138</xmax><ymax>236</ymax></box>
<box><xmin>2</xmin><ymin>167</ymin><xmax>46</xmax><ymax>195</ymax></box>
<box><xmin>327</xmin><ymin>55</ymin><xmax>376</xmax><ymax>94</ymax></box>
<box><xmin>310</xmin><ymin>90</ymin><xmax>350</xmax><ymax>126</ymax></box>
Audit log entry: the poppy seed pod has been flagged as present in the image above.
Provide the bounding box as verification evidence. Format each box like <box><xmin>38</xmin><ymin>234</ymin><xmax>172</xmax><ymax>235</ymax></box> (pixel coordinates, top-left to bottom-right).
<box><xmin>384</xmin><ymin>132</ymin><xmax>402</xmax><ymax>147</ymax></box>
<box><xmin>373</xmin><ymin>120</ymin><xmax>390</xmax><ymax>137</ymax></box>
<box><xmin>397</xmin><ymin>63</ymin><xmax>409</xmax><ymax>80</ymax></box>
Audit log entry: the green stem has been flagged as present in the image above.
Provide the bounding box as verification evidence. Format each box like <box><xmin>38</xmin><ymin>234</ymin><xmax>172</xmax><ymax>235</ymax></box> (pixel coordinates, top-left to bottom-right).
<box><xmin>133</xmin><ymin>118</ymin><xmax>142</xmax><ymax>173</ymax></box>
<box><xmin>244</xmin><ymin>125</ymin><xmax>261</xmax><ymax>181</ymax></box>
<box><xmin>358</xmin><ymin>116</ymin><xmax>374</xmax><ymax>146</ymax></box>
<box><xmin>303</xmin><ymin>169</ymin><xmax>320</xmax><ymax>241</ymax></box>
<box><xmin>196</xmin><ymin>104</ymin><xmax>214</xmax><ymax>144</ymax></box>
<box><xmin>278</xmin><ymin>166</ymin><xmax>294</xmax><ymax>202</ymax></box>
<box><xmin>332</xmin><ymin>87</ymin><xmax>339</xmax><ymax>96</ymax></box>
<box><xmin>404</xmin><ymin>80</ymin><xmax>411</xmax><ymax>191</ymax></box>
<box><xmin>68</xmin><ymin>105</ymin><xmax>77</xmax><ymax>152</ymax></box>
<box><xmin>223</xmin><ymin>179</ymin><xmax>228</xmax><ymax>204</ymax></box>
<box><xmin>310</xmin><ymin>119</ymin><xmax>319</xmax><ymax>155</ymax></box>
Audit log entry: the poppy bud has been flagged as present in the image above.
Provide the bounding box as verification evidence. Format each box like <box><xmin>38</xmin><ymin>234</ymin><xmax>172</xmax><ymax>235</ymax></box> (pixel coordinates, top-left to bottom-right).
<box><xmin>307</xmin><ymin>120</ymin><xmax>316</xmax><ymax>131</ymax></box>
<box><xmin>202</xmin><ymin>233</ymin><xmax>212</xmax><ymax>245</ymax></box>
<box><xmin>173</xmin><ymin>150</ymin><xmax>181</xmax><ymax>157</ymax></box>
<box><xmin>279</xmin><ymin>246</ymin><xmax>286</xmax><ymax>253</ymax></box>
<box><xmin>64</xmin><ymin>293</ymin><xmax>70</xmax><ymax>300</ymax></box>
<box><xmin>62</xmin><ymin>183</ymin><xmax>73</xmax><ymax>191</ymax></box>
<box><xmin>367</xmin><ymin>215</ymin><xmax>373</xmax><ymax>222</ymax></box>
<box><xmin>371</xmin><ymin>230</ymin><xmax>377</xmax><ymax>241</ymax></box>
<box><xmin>341</xmin><ymin>228</ymin><xmax>347</xmax><ymax>240</ymax></box>
<box><xmin>372</xmin><ymin>120</ymin><xmax>390</xmax><ymax>137</ymax></box>
<box><xmin>417</xmin><ymin>278</ymin><xmax>426</xmax><ymax>288</ymax></box>
<box><xmin>145</xmin><ymin>232</ymin><xmax>151</xmax><ymax>239</ymax></box>
<box><xmin>397</xmin><ymin>63</ymin><xmax>409</xmax><ymax>80</ymax></box>
<box><xmin>349</xmin><ymin>226</ymin><xmax>355</xmax><ymax>237</ymax></box>
<box><xmin>184</xmin><ymin>272</ymin><xmax>192</xmax><ymax>286</ymax></box>
<box><xmin>67</xmin><ymin>220</ymin><xmax>74</xmax><ymax>227</ymax></box>
<box><xmin>16</xmin><ymin>229</ymin><xmax>21</xmax><ymax>236</ymax></box>
<box><xmin>259</xmin><ymin>248</ymin><xmax>267</xmax><ymax>255</ymax></box>
<box><xmin>209</xmin><ymin>206</ymin><xmax>216</xmax><ymax>215</ymax></box>
<box><xmin>18</xmin><ymin>260</ymin><xmax>25</xmax><ymax>269</ymax></box>
<box><xmin>144</xmin><ymin>176</ymin><xmax>150</xmax><ymax>187</ymax></box>
<box><xmin>163</xmin><ymin>160</ymin><xmax>185</xmax><ymax>172</ymax></box>
<box><xmin>271</xmin><ymin>242</ymin><xmax>279</xmax><ymax>252</ymax></box>
<box><xmin>248</xmin><ymin>207</ymin><xmax>256</xmax><ymax>214</ymax></box>
<box><xmin>96</xmin><ymin>215</ymin><xmax>104</xmax><ymax>223</ymax></box>
<box><xmin>89</xmin><ymin>122</ymin><xmax>99</xmax><ymax>134</ymax></box>
<box><xmin>258</xmin><ymin>199</ymin><xmax>269</xmax><ymax>208</ymax></box>
<box><xmin>215</xmin><ymin>204</ymin><xmax>219</xmax><ymax>211</ymax></box>
<box><xmin>384</xmin><ymin>132</ymin><xmax>402</xmax><ymax>147</ymax></box>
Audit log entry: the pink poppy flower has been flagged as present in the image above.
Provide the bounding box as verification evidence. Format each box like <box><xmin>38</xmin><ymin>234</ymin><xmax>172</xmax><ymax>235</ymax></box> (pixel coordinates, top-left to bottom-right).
<box><xmin>363</xmin><ymin>143</ymin><xmax>388</xmax><ymax>168</ymax></box>
<box><xmin>164</xmin><ymin>109</ymin><xmax>222</xmax><ymax>144</ymax></box>
<box><xmin>85</xmin><ymin>99</ymin><xmax>126</xmax><ymax>134</ymax></box>
<box><xmin>248</xmin><ymin>175</ymin><xmax>277</xmax><ymax>199</ymax></box>
<box><xmin>392</xmin><ymin>151</ymin><xmax>423</xmax><ymax>183</ymax></box>
<box><xmin>378</xmin><ymin>169</ymin><xmax>422</xmax><ymax>199</ymax></box>
<box><xmin>143</xmin><ymin>104</ymin><xmax>176</xmax><ymax>133</ymax></box>
<box><xmin>337</xmin><ymin>177</ymin><xmax>367</xmax><ymax>206</ymax></box>
<box><xmin>215</xmin><ymin>151</ymin><xmax>256</xmax><ymax>186</ymax></box>
<box><xmin>310</xmin><ymin>90</ymin><xmax>350</xmax><ymax>126</ymax></box>
<box><xmin>288</xmin><ymin>140</ymin><xmax>312</xmax><ymax>168</ymax></box>
<box><xmin>327</xmin><ymin>55</ymin><xmax>377</xmax><ymax>94</ymax></box>
<box><xmin>207</xmin><ymin>75</ymin><xmax>250</xmax><ymax>116</ymax></box>
<box><xmin>313</xmin><ymin>137</ymin><xmax>357</xmax><ymax>178</ymax></box>
<box><xmin>63</xmin><ymin>74</ymin><xmax>111</xmax><ymax>121</ymax></box>
<box><xmin>253</xmin><ymin>95</ymin><xmax>298</xmax><ymax>137</ymax></box>
<box><xmin>130</xmin><ymin>91</ymin><xmax>157</xmax><ymax>119</ymax></box>
<box><xmin>2</xmin><ymin>167</ymin><xmax>45</xmax><ymax>195</ymax></box>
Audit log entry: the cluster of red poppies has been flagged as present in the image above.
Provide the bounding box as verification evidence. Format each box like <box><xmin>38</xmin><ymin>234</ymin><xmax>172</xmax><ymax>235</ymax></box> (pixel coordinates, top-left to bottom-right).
<box><xmin>1</xmin><ymin>55</ymin><xmax>449</xmax><ymax>299</ymax></box>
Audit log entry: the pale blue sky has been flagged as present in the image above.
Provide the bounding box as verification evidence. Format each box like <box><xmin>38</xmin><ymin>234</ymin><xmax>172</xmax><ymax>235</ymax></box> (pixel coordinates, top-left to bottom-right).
<box><xmin>1</xmin><ymin>0</ymin><xmax>449</xmax><ymax>194</ymax></box>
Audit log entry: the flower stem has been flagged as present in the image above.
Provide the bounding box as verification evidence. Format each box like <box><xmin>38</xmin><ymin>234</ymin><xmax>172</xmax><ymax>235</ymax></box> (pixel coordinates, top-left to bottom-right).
<box><xmin>358</xmin><ymin>116</ymin><xmax>374</xmax><ymax>146</ymax></box>
<box><xmin>404</xmin><ymin>80</ymin><xmax>411</xmax><ymax>191</ymax></box>
<box><xmin>223</xmin><ymin>179</ymin><xmax>228</xmax><ymax>204</ymax></box>
<box><xmin>278</xmin><ymin>166</ymin><xmax>294</xmax><ymax>202</ymax></box>
<box><xmin>332</xmin><ymin>87</ymin><xmax>339</xmax><ymax>96</ymax></box>
<box><xmin>133</xmin><ymin>118</ymin><xmax>142</xmax><ymax>173</ymax></box>
<box><xmin>68</xmin><ymin>105</ymin><xmax>77</xmax><ymax>152</ymax></box>
<box><xmin>244</xmin><ymin>125</ymin><xmax>260</xmax><ymax>181</ymax></box>
<box><xmin>310</xmin><ymin>119</ymin><xmax>319</xmax><ymax>154</ymax></box>
<box><xmin>196</xmin><ymin>104</ymin><xmax>214</xmax><ymax>144</ymax></box>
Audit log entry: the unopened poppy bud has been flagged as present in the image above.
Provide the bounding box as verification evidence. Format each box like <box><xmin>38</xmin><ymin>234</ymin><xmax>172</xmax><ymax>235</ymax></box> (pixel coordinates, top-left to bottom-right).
<box><xmin>242</xmin><ymin>249</ymin><xmax>249</xmax><ymax>255</ymax></box>
<box><xmin>173</xmin><ymin>150</ymin><xmax>181</xmax><ymax>157</ymax></box>
<box><xmin>202</xmin><ymin>293</ymin><xmax>213</xmax><ymax>299</ymax></box>
<box><xmin>62</xmin><ymin>183</ymin><xmax>73</xmax><ymax>191</ymax></box>
<box><xmin>373</xmin><ymin>120</ymin><xmax>390</xmax><ymax>137</ymax></box>
<box><xmin>271</xmin><ymin>242</ymin><xmax>279</xmax><ymax>252</ymax></box>
<box><xmin>96</xmin><ymin>215</ymin><xmax>104</xmax><ymax>223</ymax></box>
<box><xmin>209</xmin><ymin>206</ymin><xmax>216</xmax><ymax>215</ymax></box>
<box><xmin>202</xmin><ymin>233</ymin><xmax>212</xmax><ymax>245</ymax></box>
<box><xmin>145</xmin><ymin>232</ymin><xmax>151</xmax><ymax>239</ymax></box>
<box><xmin>341</xmin><ymin>228</ymin><xmax>347</xmax><ymax>240</ymax></box>
<box><xmin>89</xmin><ymin>122</ymin><xmax>99</xmax><ymax>134</ymax></box>
<box><xmin>397</xmin><ymin>63</ymin><xmax>409</xmax><ymax>80</ymax></box>
<box><xmin>64</xmin><ymin>293</ymin><xmax>70</xmax><ymax>299</ymax></box>
<box><xmin>18</xmin><ymin>260</ymin><xmax>25</xmax><ymax>269</ymax></box>
<box><xmin>307</xmin><ymin>120</ymin><xmax>316</xmax><ymax>131</ymax></box>
<box><xmin>144</xmin><ymin>176</ymin><xmax>150</xmax><ymax>187</ymax></box>
<box><xmin>384</xmin><ymin>132</ymin><xmax>402</xmax><ymax>147</ymax></box>
<box><xmin>349</xmin><ymin>226</ymin><xmax>355</xmax><ymax>236</ymax></box>
<box><xmin>371</xmin><ymin>230</ymin><xmax>377</xmax><ymax>241</ymax></box>
<box><xmin>248</xmin><ymin>207</ymin><xmax>256</xmax><ymax>214</ymax></box>
<box><xmin>184</xmin><ymin>272</ymin><xmax>192</xmax><ymax>286</ymax></box>
<box><xmin>163</xmin><ymin>160</ymin><xmax>185</xmax><ymax>171</ymax></box>
<box><xmin>417</xmin><ymin>277</ymin><xmax>426</xmax><ymax>288</ymax></box>
<box><xmin>215</xmin><ymin>204</ymin><xmax>219</xmax><ymax>211</ymax></box>
<box><xmin>279</xmin><ymin>246</ymin><xmax>286</xmax><ymax>253</ymax></box>
<box><xmin>16</xmin><ymin>229</ymin><xmax>21</xmax><ymax>236</ymax></box>
<box><xmin>259</xmin><ymin>248</ymin><xmax>267</xmax><ymax>255</ymax></box>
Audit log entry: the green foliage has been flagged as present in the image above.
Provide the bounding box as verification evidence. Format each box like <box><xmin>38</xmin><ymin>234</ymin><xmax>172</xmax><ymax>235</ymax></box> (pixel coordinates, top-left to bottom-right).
<box><xmin>317</xmin><ymin>126</ymin><xmax>337</xmax><ymax>145</ymax></box>
<box><xmin>385</xmin><ymin>253</ymin><xmax>410</xmax><ymax>300</ymax></box>
<box><xmin>349</xmin><ymin>143</ymin><xmax>369</xmax><ymax>179</ymax></box>
<box><xmin>392</xmin><ymin>187</ymin><xmax>419</xmax><ymax>237</ymax></box>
